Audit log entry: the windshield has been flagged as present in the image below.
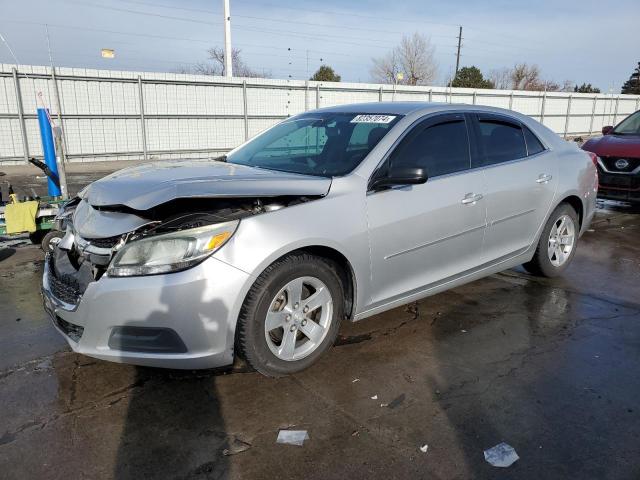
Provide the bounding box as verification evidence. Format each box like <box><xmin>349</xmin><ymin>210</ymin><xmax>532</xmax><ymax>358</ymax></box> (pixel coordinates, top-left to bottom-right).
<box><xmin>612</xmin><ymin>111</ymin><xmax>640</xmax><ymax>135</ymax></box>
<box><xmin>227</xmin><ymin>112</ymin><xmax>402</xmax><ymax>176</ymax></box>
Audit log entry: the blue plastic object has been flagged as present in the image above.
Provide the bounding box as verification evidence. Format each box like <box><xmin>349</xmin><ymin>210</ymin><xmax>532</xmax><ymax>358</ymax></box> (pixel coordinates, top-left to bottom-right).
<box><xmin>37</xmin><ymin>108</ymin><xmax>61</xmax><ymax>197</ymax></box>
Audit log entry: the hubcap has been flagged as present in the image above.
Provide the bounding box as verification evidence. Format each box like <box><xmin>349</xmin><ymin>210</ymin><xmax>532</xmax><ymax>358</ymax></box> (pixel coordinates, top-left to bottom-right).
<box><xmin>264</xmin><ymin>276</ymin><xmax>333</xmax><ymax>361</ymax></box>
<box><xmin>547</xmin><ymin>214</ymin><xmax>575</xmax><ymax>267</ymax></box>
<box><xmin>48</xmin><ymin>236</ymin><xmax>61</xmax><ymax>251</ymax></box>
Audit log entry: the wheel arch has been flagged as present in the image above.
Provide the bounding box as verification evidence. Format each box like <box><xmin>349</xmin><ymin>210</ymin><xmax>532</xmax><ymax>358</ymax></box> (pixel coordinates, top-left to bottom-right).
<box><xmin>241</xmin><ymin>243</ymin><xmax>358</xmax><ymax>321</ymax></box>
<box><xmin>559</xmin><ymin>194</ymin><xmax>584</xmax><ymax>228</ymax></box>
<box><xmin>293</xmin><ymin>245</ymin><xmax>356</xmax><ymax>320</ymax></box>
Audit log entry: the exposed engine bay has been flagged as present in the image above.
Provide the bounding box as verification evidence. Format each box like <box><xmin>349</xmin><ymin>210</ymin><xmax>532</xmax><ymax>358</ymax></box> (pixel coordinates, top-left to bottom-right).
<box><xmin>50</xmin><ymin>194</ymin><xmax>320</xmax><ymax>300</ymax></box>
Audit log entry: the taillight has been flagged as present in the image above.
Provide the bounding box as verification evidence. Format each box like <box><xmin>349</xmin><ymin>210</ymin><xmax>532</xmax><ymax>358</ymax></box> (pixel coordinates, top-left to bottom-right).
<box><xmin>586</xmin><ymin>151</ymin><xmax>599</xmax><ymax>186</ymax></box>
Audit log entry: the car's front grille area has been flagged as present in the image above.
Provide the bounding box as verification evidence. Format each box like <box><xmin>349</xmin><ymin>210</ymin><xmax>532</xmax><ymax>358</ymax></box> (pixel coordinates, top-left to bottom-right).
<box><xmin>55</xmin><ymin>316</ymin><xmax>84</xmax><ymax>342</ymax></box>
<box><xmin>82</xmin><ymin>235</ymin><xmax>122</xmax><ymax>249</ymax></box>
<box><xmin>599</xmin><ymin>171</ymin><xmax>640</xmax><ymax>189</ymax></box>
<box><xmin>600</xmin><ymin>156</ymin><xmax>640</xmax><ymax>173</ymax></box>
<box><xmin>47</xmin><ymin>256</ymin><xmax>82</xmax><ymax>305</ymax></box>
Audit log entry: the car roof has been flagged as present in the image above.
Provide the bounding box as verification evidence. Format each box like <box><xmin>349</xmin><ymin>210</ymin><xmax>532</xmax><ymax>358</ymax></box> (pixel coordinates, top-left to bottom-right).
<box><xmin>310</xmin><ymin>101</ymin><xmax>567</xmax><ymax>150</ymax></box>
<box><xmin>312</xmin><ymin>101</ymin><xmax>526</xmax><ymax>118</ymax></box>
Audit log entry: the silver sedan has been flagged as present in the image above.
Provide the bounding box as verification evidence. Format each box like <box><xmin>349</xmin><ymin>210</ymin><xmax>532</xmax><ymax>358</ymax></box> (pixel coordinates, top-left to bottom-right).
<box><xmin>42</xmin><ymin>102</ymin><xmax>598</xmax><ymax>376</ymax></box>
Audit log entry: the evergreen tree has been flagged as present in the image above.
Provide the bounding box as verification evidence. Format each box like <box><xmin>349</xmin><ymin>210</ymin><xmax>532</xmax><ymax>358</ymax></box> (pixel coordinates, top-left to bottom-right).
<box><xmin>310</xmin><ymin>66</ymin><xmax>341</xmax><ymax>82</ymax></box>
<box><xmin>621</xmin><ymin>62</ymin><xmax>640</xmax><ymax>94</ymax></box>
<box><xmin>450</xmin><ymin>66</ymin><xmax>494</xmax><ymax>89</ymax></box>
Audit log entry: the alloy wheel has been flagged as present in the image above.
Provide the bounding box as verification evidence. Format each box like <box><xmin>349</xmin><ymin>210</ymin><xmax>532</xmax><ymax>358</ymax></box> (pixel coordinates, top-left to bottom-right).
<box><xmin>547</xmin><ymin>214</ymin><xmax>575</xmax><ymax>267</ymax></box>
<box><xmin>264</xmin><ymin>276</ymin><xmax>333</xmax><ymax>361</ymax></box>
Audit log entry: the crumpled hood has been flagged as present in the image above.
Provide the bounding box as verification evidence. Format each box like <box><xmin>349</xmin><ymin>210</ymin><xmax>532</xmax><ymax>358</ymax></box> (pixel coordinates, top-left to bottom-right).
<box><xmin>81</xmin><ymin>159</ymin><xmax>332</xmax><ymax>210</ymax></box>
<box><xmin>582</xmin><ymin>134</ymin><xmax>640</xmax><ymax>158</ymax></box>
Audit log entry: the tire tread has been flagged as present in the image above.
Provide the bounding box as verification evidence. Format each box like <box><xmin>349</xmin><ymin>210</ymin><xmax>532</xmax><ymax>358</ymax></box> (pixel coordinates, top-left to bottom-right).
<box><xmin>236</xmin><ymin>252</ymin><xmax>343</xmax><ymax>377</ymax></box>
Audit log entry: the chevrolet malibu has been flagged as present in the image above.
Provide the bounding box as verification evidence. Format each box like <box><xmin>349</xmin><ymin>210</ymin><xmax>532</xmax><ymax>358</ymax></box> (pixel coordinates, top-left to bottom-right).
<box><xmin>42</xmin><ymin>102</ymin><xmax>597</xmax><ymax>376</ymax></box>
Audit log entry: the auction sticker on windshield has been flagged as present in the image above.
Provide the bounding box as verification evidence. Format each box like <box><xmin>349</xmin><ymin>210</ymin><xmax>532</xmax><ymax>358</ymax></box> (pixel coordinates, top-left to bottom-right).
<box><xmin>351</xmin><ymin>114</ymin><xmax>396</xmax><ymax>123</ymax></box>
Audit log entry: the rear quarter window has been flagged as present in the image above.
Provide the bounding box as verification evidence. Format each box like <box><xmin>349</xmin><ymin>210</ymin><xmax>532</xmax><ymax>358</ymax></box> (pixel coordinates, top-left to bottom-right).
<box><xmin>523</xmin><ymin>126</ymin><xmax>546</xmax><ymax>156</ymax></box>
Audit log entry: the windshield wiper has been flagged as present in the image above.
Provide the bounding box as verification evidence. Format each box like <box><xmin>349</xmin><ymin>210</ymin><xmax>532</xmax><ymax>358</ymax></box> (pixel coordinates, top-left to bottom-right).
<box><xmin>212</xmin><ymin>154</ymin><xmax>227</xmax><ymax>162</ymax></box>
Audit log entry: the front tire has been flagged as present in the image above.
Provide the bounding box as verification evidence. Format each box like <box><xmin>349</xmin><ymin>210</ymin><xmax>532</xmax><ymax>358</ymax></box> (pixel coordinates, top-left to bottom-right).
<box><xmin>236</xmin><ymin>252</ymin><xmax>345</xmax><ymax>377</ymax></box>
<box><xmin>523</xmin><ymin>203</ymin><xmax>579</xmax><ymax>277</ymax></box>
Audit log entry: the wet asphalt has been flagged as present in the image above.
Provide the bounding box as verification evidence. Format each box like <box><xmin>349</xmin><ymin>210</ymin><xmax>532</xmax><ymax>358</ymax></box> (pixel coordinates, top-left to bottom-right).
<box><xmin>1</xmin><ymin>165</ymin><xmax>639</xmax><ymax>479</ymax></box>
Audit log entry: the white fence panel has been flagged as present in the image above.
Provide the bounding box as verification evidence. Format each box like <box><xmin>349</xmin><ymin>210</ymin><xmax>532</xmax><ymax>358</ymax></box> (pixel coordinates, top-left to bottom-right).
<box><xmin>1</xmin><ymin>63</ymin><xmax>638</xmax><ymax>164</ymax></box>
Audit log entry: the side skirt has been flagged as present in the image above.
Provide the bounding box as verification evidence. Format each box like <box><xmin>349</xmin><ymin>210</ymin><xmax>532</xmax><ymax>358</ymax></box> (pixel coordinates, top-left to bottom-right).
<box><xmin>352</xmin><ymin>246</ymin><xmax>532</xmax><ymax>322</ymax></box>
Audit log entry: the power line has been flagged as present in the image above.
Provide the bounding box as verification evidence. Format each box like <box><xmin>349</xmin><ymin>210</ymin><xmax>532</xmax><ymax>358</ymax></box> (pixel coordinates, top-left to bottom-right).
<box><xmin>60</xmin><ymin>0</ymin><xmax>462</xmax><ymax>51</ymax></box>
<box><xmin>2</xmin><ymin>17</ymin><xmax>528</xmax><ymax>69</ymax></box>
<box><xmin>250</xmin><ymin>2</ymin><xmax>461</xmax><ymax>28</ymax></box>
<box><xmin>0</xmin><ymin>19</ymin><xmax>401</xmax><ymax>62</ymax></box>
<box><xmin>109</xmin><ymin>0</ymin><xmax>218</xmax><ymax>15</ymax></box>
<box><xmin>103</xmin><ymin>0</ymin><xmax>457</xmax><ymax>38</ymax></box>
<box><xmin>234</xmin><ymin>14</ymin><xmax>457</xmax><ymax>38</ymax></box>
<box><xmin>63</xmin><ymin>0</ymin><xmax>222</xmax><ymax>26</ymax></box>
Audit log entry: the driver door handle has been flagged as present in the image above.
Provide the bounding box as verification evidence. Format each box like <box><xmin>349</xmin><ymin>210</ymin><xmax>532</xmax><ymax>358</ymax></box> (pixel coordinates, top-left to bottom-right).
<box><xmin>536</xmin><ymin>173</ymin><xmax>553</xmax><ymax>184</ymax></box>
<box><xmin>461</xmin><ymin>193</ymin><xmax>483</xmax><ymax>205</ymax></box>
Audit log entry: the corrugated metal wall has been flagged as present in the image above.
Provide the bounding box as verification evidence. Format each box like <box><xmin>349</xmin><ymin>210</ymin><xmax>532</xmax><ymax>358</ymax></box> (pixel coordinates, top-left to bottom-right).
<box><xmin>1</xmin><ymin>63</ymin><xmax>639</xmax><ymax>164</ymax></box>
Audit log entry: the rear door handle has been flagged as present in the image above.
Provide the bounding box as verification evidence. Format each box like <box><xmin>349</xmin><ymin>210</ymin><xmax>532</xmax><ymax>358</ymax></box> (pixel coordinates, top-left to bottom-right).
<box><xmin>461</xmin><ymin>193</ymin><xmax>483</xmax><ymax>205</ymax></box>
<box><xmin>536</xmin><ymin>173</ymin><xmax>553</xmax><ymax>183</ymax></box>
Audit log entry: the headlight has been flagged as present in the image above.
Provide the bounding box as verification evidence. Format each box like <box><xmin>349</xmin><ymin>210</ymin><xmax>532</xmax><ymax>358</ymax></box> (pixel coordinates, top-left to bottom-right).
<box><xmin>107</xmin><ymin>220</ymin><xmax>238</xmax><ymax>277</ymax></box>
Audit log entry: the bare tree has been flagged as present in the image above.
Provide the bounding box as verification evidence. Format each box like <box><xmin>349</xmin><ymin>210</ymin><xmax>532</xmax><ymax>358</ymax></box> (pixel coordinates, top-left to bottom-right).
<box><xmin>371</xmin><ymin>33</ymin><xmax>438</xmax><ymax>85</ymax></box>
<box><xmin>510</xmin><ymin>63</ymin><xmax>542</xmax><ymax>90</ymax></box>
<box><xmin>559</xmin><ymin>79</ymin><xmax>575</xmax><ymax>92</ymax></box>
<box><xmin>371</xmin><ymin>50</ymin><xmax>402</xmax><ymax>84</ymax></box>
<box><xmin>178</xmin><ymin>47</ymin><xmax>269</xmax><ymax>78</ymax></box>
<box><xmin>488</xmin><ymin>68</ymin><xmax>511</xmax><ymax>90</ymax></box>
<box><xmin>486</xmin><ymin>63</ymin><xmax>573</xmax><ymax>92</ymax></box>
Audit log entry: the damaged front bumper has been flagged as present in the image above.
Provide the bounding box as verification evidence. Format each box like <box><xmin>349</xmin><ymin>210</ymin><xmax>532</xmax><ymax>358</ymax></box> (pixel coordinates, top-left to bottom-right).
<box><xmin>42</xmin><ymin>248</ymin><xmax>252</xmax><ymax>369</ymax></box>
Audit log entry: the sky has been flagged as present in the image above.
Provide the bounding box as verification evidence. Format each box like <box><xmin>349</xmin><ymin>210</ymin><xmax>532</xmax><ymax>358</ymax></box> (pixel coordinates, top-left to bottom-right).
<box><xmin>0</xmin><ymin>0</ymin><xmax>638</xmax><ymax>91</ymax></box>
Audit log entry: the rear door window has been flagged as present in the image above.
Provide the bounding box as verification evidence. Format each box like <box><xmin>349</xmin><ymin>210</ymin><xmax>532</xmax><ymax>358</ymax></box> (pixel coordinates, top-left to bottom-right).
<box><xmin>522</xmin><ymin>126</ymin><xmax>546</xmax><ymax>156</ymax></box>
<box><xmin>476</xmin><ymin>117</ymin><xmax>527</xmax><ymax>166</ymax></box>
<box><xmin>389</xmin><ymin>116</ymin><xmax>471</xmax><ymax>178</ymax></box>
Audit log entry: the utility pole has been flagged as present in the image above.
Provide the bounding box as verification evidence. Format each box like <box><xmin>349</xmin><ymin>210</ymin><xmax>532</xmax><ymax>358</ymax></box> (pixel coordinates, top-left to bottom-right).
<box><xmin>223</xmin><ymin>0</ymin><xmax>232</xmax><ymax>77</ymax></box>
<box><xmin>455</xmin><ymin>26</ymin><xmax>462</xmax><ymax>76</ymax></box>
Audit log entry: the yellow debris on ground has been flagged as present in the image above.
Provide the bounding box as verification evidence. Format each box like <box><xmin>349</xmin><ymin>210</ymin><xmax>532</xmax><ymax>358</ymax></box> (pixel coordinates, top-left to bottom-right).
<box><xmin>4</xmin><ymin>201</ymin><xmax>39</xmax><ymax>234</ymax></box>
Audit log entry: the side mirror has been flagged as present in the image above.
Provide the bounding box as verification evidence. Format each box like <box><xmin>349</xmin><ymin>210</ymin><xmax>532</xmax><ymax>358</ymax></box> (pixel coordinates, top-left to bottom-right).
<box><xmin>371</xmin><ymin>166</ymin><xmax>428</xmax><ymax>190</ymax></box>
<box><xmin>602</xmin><ymin>125</ymin><xmax>613</xmax><ymax>135</ymax></box>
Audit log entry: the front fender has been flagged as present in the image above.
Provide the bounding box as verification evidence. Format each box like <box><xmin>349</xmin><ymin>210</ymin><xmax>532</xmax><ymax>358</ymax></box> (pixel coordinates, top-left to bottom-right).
<box><xmin>213</xmin><ymin>176</ymin><xmax>371</xmax><ymax>316</ymax></box>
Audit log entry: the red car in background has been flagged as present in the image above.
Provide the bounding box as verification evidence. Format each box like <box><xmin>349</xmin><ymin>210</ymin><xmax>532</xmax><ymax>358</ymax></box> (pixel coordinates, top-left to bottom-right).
<box><xmin>582</xmin><ymin>110</ymin><xmax>640</xmax><ymax>204</ymax></box>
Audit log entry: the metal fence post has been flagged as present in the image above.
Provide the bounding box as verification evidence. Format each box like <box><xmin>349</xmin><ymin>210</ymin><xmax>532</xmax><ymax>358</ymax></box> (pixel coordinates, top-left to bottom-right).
<box><xmin>508</xmin><ymin>91</ymin><xmax>514</xmax><ymax>110</ymax></box>
<box><xmin>316</xmin><ymin>84</ymin><xmax>320</xmax><ymax>109</ymax></box>
<box><xmin>612</xmin><ymin>95</ymin><xmax>620</xmax><ymax>125</ymax></box>
<box><xmin>137</xmin><ymin>76</ymin><xmax>148</xmax><ymax>161</ymax></box>
<box><xmin>636</xmin><ymin>97</ymin><xmax>640</xmax><ymax>112</ymax></box>
<box><xmin>589</xmin><ymin>96</ymin><xmax>598</xmax><ymax>135</ymax></box>
<box><xmin>428</xmin><ymin>89</ymin><xmax>432</xmax><ymax>102</ymax></box>
<box><xmin>12</xmin><ymin>68</ymin><xmax>29</xmax><ymax>163</ymax></box>
<box><xmin>379</xmin><ymin>86</ymin><xmax>383</xmax><ymax>101</ymax></box>
<box><xmin>304</xmin><ymin>80</ymin><xmax>309</xmax><ymax>111</ymax></box>
<box><xmin>472</xmin><ymin>90</ymin><xmax>477</xmax><ymax>105</ymax></box>
<box><xmin>242</xmin><ymin>80</ymin><xmax>249</xmax><ymax>141</ymax></box>
<box><xmin>563</xmin><ymin>95</ymin><xmax>573</xmax><ymax>139</ymax></box>
<box><xmin>540</xmin><ymin>92</ymin><xmax>547</xmax><ymax>124</ymax></box>
<box><xmin>51</xmin><ymin>66</ymin><xmax>68</xmax><ymax>158</ymax></box>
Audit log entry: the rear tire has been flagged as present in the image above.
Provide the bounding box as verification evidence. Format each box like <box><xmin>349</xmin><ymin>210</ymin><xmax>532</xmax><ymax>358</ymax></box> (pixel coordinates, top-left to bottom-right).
<box><xmin>236</xmin><ymin>252</ymin><xmax>344</xmax><ymax>377</ymax></box>
<box><xmin>28</xmin><ymin>230</ymin><xmax>46</xmax><ymax>245</ymax></box>
<box><xmin>523</xmin><ymin>203</ymin><xmax>579</xmax><ymax>277</ymax></box>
